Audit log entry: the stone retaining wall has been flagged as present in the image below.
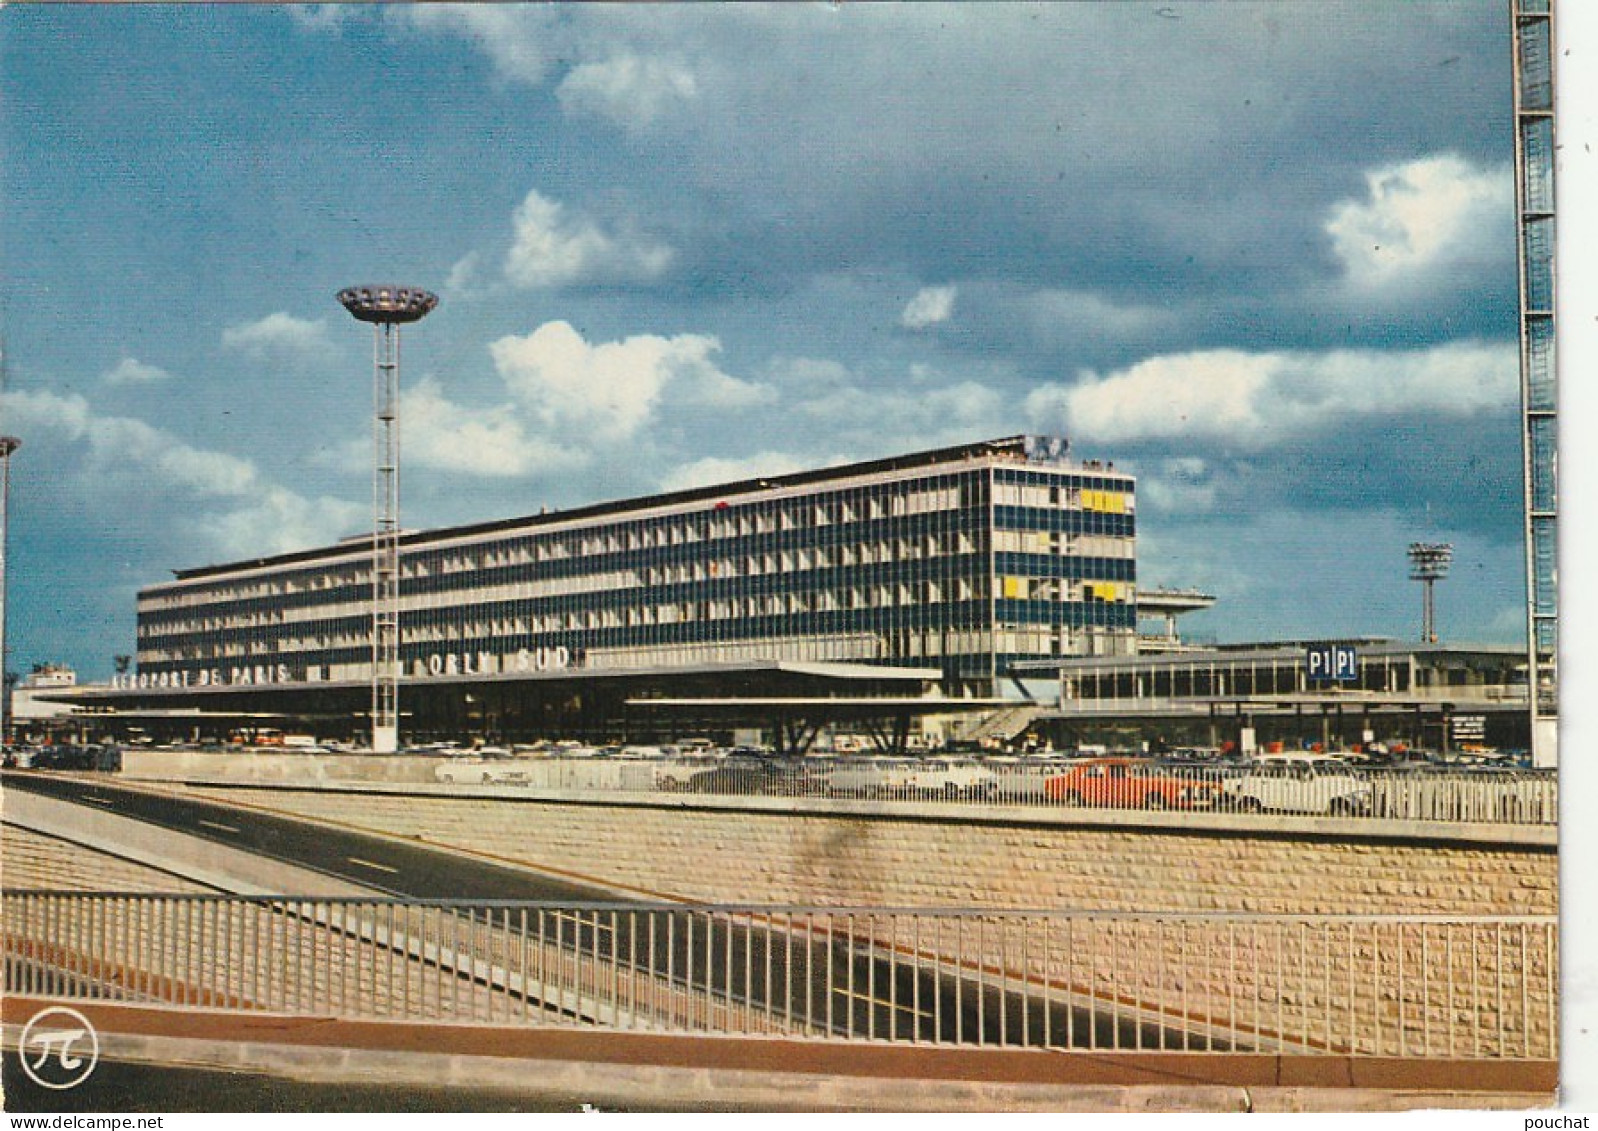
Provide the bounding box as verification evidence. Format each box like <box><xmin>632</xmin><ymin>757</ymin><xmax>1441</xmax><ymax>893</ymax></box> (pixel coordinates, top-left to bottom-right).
<box><xmin>178</xmin><ymin>784</ymin><xmax>1558</xmax><ymax>917</ymax></box>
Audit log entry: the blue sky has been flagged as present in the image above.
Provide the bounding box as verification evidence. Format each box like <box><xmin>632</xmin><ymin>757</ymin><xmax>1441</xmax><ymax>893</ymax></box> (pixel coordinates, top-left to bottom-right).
<box><xmin>0</xmin><ymin>2</ymin><xmax>1531</xmax><ymax>680</ymax></box>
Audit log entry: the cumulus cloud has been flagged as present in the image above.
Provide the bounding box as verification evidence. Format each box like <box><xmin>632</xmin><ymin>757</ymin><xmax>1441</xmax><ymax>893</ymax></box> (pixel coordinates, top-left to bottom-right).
<box><xmin>102</xmin><ymin>357</ymin><xmax>173</xmax><ymax>386</ymax></box>
<box><xmin>0</xmin><ymin>388</ymin><xmax>359</xmax><ymax>556</ymax></box>
<box><xmin>1326</xmin><ymin>154</ymin><xmax>1513</xmax><ymax>291</ymax></box>
<box><xmin>221</xmin><ymin>312</ymin><xmax>334</xmax><ymax>362</ymax></box>
<box><xmin>402</xmin><ymin>6</ymin><xmax>563</xmax><ymax>86</ymax></box>
<box><xmin>660</xmin><ymin>451</ymin><xmax>810</xmax><ymax>492</ymax></box>
<box><xmin>1026</xmin><ymin>341</ymin><xmax>1517</xmax><ymax>447</ymax></box>
<box><xmin>490</xmin><ymin>320</ymin><xmax>766</xmax><ymax>442</ymax></box>
<box><xmin>557</xmin><ymin>54</ymin><xmax>698</xmax><ymax>128</ymax></box>
<box><xmin>503</xmin><ymin>189</ymin><xmax>675</xmax><ymax>289</ymax></box>
<box><xmin>901</xmin><ymin>285</ymin><xmax>956</xmax><ymax>329</ymax></box>
<box><xmin>399</xmin><ymin>378</ymin><xmax>571</xmax><ymax>478</ymax></box>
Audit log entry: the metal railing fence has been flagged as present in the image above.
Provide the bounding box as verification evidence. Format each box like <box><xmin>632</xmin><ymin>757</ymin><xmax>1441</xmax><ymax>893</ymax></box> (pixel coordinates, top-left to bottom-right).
<box><xmin>3</xmin><ymin>893</ymin><xmax>1557</xmax><ymax>1059</ymax></box>
<box><xmin>431</xmin><ymin>757</ymin><xmax>1557</xmax><ymax>826</ymax></box>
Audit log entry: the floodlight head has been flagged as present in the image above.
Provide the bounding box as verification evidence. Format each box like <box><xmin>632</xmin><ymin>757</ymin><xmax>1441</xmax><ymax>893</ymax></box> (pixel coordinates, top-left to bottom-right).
<box><xmin>0</xmin><ymin>436</ymin><xmax>19</xmax><ymax>458</ymax></box>
<box><xmin>1407</xmin><ymin>542</ymin><xmax>1454</xmax><ymax>581</ymax></box>
<box><xmin>337</xmin><ymin>285</ymin><xmax>439</xmax><ymax>325</ymax></box>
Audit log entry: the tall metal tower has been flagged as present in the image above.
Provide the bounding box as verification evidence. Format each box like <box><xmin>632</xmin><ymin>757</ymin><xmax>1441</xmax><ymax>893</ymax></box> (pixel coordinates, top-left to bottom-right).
<box><xmin>337</xmin><ymin>285</ymin><xmax>438</xmax><ymax>753</ymax></box>
<box><xmin>0</xmin><ymin>435</ymin><xmax>18</xmax><ymax>748</ymax></box>
<box><xmin>1511</xmin><ymin>1</ymin><xmax>1557</xmax><ymax>766</ymax></box>
<box><xmin>1407</xmin><ymin>542</ymin><xmax>1453</xmax><ymax>645</ymax></box>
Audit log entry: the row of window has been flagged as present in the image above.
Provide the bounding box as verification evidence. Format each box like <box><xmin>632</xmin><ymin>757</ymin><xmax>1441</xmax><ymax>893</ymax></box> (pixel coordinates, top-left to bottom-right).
<box><xmin>139</xmin><ymin>548</ymin><xmax>1138</xmax><ymax>643</ymax></box>
<box><xmin>140</xmin><ymin>591</ymin><xmax>1137</xmax><ymax>667</ymax></box>
<box><xmin>137</xmin><ymin>517</ymin><xmax>1137</xmax><ymax>635</ymax></box>
<box><xmin>141</xmin><ymin>462</ymin><xmax>1134</xmax><ymax>615</ymax></box>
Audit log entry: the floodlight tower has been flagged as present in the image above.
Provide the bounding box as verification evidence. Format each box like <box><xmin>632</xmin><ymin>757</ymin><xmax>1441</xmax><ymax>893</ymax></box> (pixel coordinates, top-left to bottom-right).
<box><xmin>1407</xmin><ymin>542</ymin><xmax>1453</xmax><ymax>645</ymax></box>
<box><xmin>337</xmin><ymin>285</ymin><xmax>438</xmax><ymax>753</ymax></box>
<box><xmin>0</xmin><ymin>435</ymin><xmax>18</xmax><ymax>748</ymax></box>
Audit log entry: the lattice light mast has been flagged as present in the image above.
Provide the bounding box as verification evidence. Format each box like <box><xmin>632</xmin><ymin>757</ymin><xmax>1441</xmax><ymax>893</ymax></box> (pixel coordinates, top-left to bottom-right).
<box><xmin>1407</xmin><ymin>542</ymin><xmax>1453</xmax><ymax>645</ymax></box>
<box><xmin>337</xmin><ymin>285</ymin><xmax>438</xmax><ymax>754</ymax></box>
<box><xmin>1511</xmin><ymin>0</ymin><xmax>1556</xmax><ymax>766</ymax></box>
<box><xmin>0</xmin><ymin>435</ymin><xmax>18</xmax><ymax>748</ymax></box>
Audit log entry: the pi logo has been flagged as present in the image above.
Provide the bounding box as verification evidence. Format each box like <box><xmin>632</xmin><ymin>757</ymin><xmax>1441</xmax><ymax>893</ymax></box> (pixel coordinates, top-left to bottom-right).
<box><xmin>19</xmin><ymin>1006</ymin><xmax>99</xmax><ymax>1090</ymax></box>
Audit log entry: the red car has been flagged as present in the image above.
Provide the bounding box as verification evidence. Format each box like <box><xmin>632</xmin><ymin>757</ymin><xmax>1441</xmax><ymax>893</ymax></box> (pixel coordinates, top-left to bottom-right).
<box><xmin>1043</xmin><ymin>758</ymin><xmax>1218</xmax><ymax>810</ymax></box>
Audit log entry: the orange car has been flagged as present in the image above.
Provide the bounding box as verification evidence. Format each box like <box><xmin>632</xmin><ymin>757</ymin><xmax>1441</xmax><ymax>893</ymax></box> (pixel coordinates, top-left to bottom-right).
<box><xmin>1043</xmin><ymin>758</ymin><xmax>1219</xmax><ymax>810</ymax></box>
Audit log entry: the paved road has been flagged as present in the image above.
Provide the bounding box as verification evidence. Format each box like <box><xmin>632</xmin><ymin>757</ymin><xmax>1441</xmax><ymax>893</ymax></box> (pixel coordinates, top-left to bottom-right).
<box><xmin>4</xmin><ymin>771</ymin><xmax>1174</xmax><ymax>1049</ymax></box>
<box><xmin>1</xmin><ymin>1052</ymin><xmax>597</xmax><ymax>1113</ymax></box>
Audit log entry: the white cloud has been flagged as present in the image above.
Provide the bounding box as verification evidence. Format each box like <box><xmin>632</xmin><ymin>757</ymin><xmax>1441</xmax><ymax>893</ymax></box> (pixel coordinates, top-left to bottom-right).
<box><xmin>1134</xmin><ymin>457</ymin><xmax>1218</xmax><ymax>513</ymax></box>
<box><xmin>490</xmin><ymin>320</ymin><xmax>765</xmax><ymax>442</ymax></box>
<box><xmin>901</xmin><ymin>285</ymin><xmax>956</xmax><ymax>329</ymax></box>
<box><xmin>400</xmin><ymin>378</ymin><xmax>572</xmax><ymax>478</ymax></box>
<box><xmin>102</xmin><ymin>357</ymin><xmax>173</xmax><ymax>386</ymax></box>
<box><xmin>402</xmin><ymin>6</ymin><xmax>563</xmax><ymax>87</ymax></box>
<box><xmin>287</xmin><ymin>5</ymin><xmax>349</xmax><ymax>34</ymax></box>
<box><xmin>660</xmin><ymin>451</ymin><xmax>810</xmax><ymax>492</ymax></box>
<box><xmin>221</xmin><ymin>312</ymin><xmax>334</xmax><ymax>361</ymax></box>
<box><xmin>206</xmin><ymin>487</ymin><xmax>365</xmax><ymax>559</ymax></box>
<box><xmin>557</xmin><ymin>54</ymin><xmax>698</xmax><ymax>129</ymax></box>
<box><xmin>789</xmin><ymin>374</ymin><xmax>1006</xmax><ymax>455</ymax></box>
<box><xmin>1022</xmin><ymin>288</ymin><xmax>1179</xmax><ymax>341</ymax></box>
<box><xmin>1026</xmin><ymin>341</ymin><xmax>1517</xmax><ymax>447</ymax></box>
<box><xmin>1326</xmin><ymin>154</ymin><xmax>1513</xmax><ymax>291</ymax></box>
<box><xmin>503</xmin><ymin>189</ymin><xmax>675</xmax><ymax>289</ymax></box>
<box><xmin>0</xmin><ymin>388</ymin><xmax>359</xmax><ymax>557</ymax></box>
<box><xmin>762</xmin><ymin>356</ymin><xmax>855</xmax><ymax>391</ymax></box>
<box><xmin>444</xmin><ymin>252</ymin><xmax>483</xmax><ymax>297</ymax></box>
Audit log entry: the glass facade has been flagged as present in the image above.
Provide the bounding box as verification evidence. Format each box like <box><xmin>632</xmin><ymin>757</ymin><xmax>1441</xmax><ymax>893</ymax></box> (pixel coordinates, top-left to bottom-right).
<box><xmin>133</xmin><ymin>437</ymin><xmax>1137</xmax><ymax>698</ymax></box>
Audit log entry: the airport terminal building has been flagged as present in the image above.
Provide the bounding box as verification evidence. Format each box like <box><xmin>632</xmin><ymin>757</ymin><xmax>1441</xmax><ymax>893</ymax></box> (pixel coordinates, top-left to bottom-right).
<box><xmin>127</xmin><ymin>436</ymin><xmax>1137</xmax><ymax>714</ymax></box>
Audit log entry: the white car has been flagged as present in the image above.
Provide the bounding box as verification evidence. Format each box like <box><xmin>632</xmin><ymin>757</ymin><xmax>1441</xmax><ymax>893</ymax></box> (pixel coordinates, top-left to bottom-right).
<box><xmin>818</xmin><ymin>759</ymin><xmax>914</xmax><ymax>796</ymax></box>
<box><xmin>1222</xmin><ymin>755</ymin><xmax>1371</xmax><ymax>816</ymax></box>
<box><xmin>901</xmin><ymin>758</ymin><xmax>998</xmax><ymax>799</ymax></box>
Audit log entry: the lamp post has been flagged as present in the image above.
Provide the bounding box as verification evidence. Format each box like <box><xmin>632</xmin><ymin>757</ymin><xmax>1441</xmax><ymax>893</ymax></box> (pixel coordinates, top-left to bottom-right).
<box><xmin>1407</xmin><ymin>542</ymin><xmax>1453</xmax><ymax>645</ymax></box>
<box><xmin>0</xmin><ymin>435</ymin><xmax>19</xmax><ymax>748</ymax></box>
<box><xmin>336</xmin><ymin>286</ymin><xmax>437</xmax><ymax>753</ymax></box>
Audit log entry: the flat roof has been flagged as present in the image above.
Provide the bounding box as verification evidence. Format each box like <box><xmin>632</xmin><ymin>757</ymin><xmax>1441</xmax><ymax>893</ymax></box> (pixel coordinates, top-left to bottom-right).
<box><xmin>628</xmin><ymin>697</ymin><xmax>1016</xmax><ymax>718</ymax></box>
<box><xmin>1013</xmin><ymin>640</ymin><xmax>1529</xmax><ymax>674</ymax></box>
<box><xmin>42</xmin><ymin>658</ymin><xmax>945</xmax><ymax>707</ymax></box>
<box><xmin>159</xmin><ymin>434</ymin><xmax>1122</xmax><ymax>586</ymax></box>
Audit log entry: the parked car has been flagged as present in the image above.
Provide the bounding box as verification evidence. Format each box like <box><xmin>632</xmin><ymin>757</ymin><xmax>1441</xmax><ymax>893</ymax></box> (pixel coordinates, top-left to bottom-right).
<box><xmin>684</xmin><ymin>758</ymin><xmax>800</xmax><ymax>794</ymax></box>
<box><xmin>1220</xmin><ymin>754</ymin><xmax>1371</xmax><ymax>815</ymax></box>
<box><xmin>1042</xmin><ymin>758</ymin><xmax>1220</xmax><ymax>810</ymax></box>
<box><xmin>816</xmin><ymin>758</ymin><xmax>916</xmax><ymax>797</ymax></box>
<box><xmin>24</xmin><ymin>744</ymin><xmax>121</xmax><ymax>771</ymax></box>
<box><xmin>651</xmin><ymin>757</ymin><xmax>722</xmax><ymax>791</ymax></box>
<box><xmin>900</xmin><ymin>758</ymin><xmax>998</xmax><ymax>799</ymax></box>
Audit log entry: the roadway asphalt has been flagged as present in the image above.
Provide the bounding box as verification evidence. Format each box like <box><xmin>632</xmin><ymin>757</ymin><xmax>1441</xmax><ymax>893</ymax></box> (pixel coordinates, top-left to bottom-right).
<box><xmin>1</xmin><ymin>1052</ymin><xmax>600</xmax><ymax>1113</ymax></box>
<box><xmin>3</xmin><ymin>771</ymin><xmax>1173</xmax><ymax>1050</ymax></box>
<box><xmin>3</xmin><ymin>771</ymin><xmax>606</xmax><ymax>902</ymax></box>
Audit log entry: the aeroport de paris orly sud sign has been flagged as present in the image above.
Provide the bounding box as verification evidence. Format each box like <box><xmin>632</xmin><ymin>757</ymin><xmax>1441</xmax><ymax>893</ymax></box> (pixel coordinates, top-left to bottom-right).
<box><xmin>1305</xmin><ymin>644</ymin><xmax>1358</xmax><ymax>682</ymax></box>
<box><xmin>110</xmin><ymin>646</ymin><xmax>577</xmax><ymax>690</ymax></box>
<box><xmin>112</xmin><ymin>663</ymin><xmax>297</xmax><ymax>690</ymax></box>
<box><xmin>418</xmin><ymin>646</ymin><xmax>573</xmax><ymax>677</ymax></box>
